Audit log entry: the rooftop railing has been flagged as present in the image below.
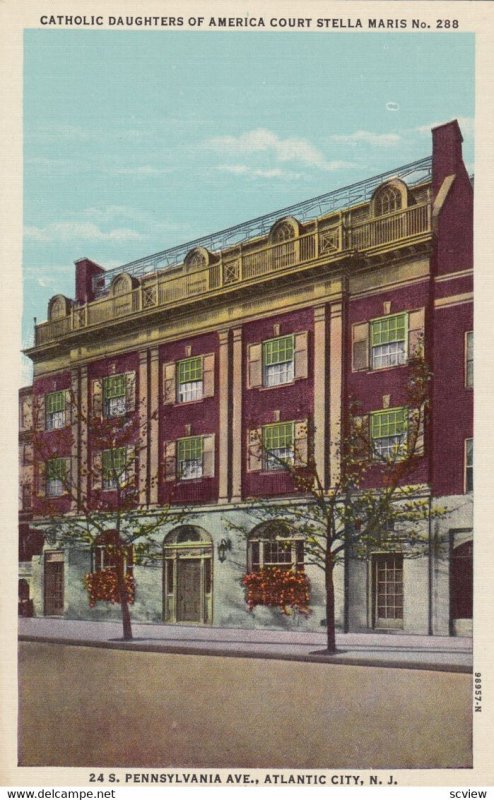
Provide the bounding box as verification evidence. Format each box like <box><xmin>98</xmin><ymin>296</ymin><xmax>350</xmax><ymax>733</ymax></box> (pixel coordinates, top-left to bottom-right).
<box><xmin>34</xmin><ymin>202</ymin><xmax>431</xmax><ymax>347</ymax></box>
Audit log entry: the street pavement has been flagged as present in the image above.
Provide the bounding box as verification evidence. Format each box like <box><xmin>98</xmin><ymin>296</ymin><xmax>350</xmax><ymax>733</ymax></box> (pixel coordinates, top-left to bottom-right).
<box><xmin>19</xmin><ymin>616</ymin><xmax>473</xmax><ymax>672</ymax></box>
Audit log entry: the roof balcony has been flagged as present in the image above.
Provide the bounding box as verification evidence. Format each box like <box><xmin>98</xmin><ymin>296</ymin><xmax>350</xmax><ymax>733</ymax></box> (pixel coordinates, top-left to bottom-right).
<box><xmin>32</xmin><ymin>200</ymin><xmax>432</xmax><ymax>348</ymax></box>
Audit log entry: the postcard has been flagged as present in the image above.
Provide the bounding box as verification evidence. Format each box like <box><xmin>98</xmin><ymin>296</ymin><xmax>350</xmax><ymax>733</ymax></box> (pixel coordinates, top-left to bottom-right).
<box><xmin>1</xmin><ymin>0</ymin><xmax>493</xmax><ymax>795</ymax></box>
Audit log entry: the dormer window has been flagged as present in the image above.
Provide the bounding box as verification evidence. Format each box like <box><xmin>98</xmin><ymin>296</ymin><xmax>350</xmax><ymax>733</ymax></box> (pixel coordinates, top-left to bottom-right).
<box><xmin>375</xmin><ymin>185</ymin><xmax>401</xmax><ymax>216</ymax></box>
<box><xmin>372</xmin><ymin>179</ymin><xmax>409</xmax><ymax>218</ymax></box>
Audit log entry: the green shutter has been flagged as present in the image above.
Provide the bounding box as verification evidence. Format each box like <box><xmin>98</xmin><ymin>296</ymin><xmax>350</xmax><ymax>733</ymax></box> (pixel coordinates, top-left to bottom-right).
<box><xmin>46</xmin><ymin>391</ymin><xmax>65</xmax><ymax>414</ymax></box>
<box><xmin>263</xmin><ymin>335</ymin><xmax>294</xmax><ymax>367</ymax></box>
<box><xmin>263</xmin><ymin>421</ymin><xmax>294</xmax><ymax>450</ymax></box>
<box><xmin>370</xmin><ymin>314</ymin><xmax>407</xmax><ymax>347</ymax></box>
<box><xmin>104</xmin><ymin>374</ymin><xmax>126</xmax><ymax>399</ymax></box>
<box><xmin>102</xmin><ymin>447</ymin><xmax>127</xmax><ymax>478</ymax></box>
<box><xmin>177</xmin><ymin>436</ymin><xmax>203</xmax><ymax>462</ymax></box>
<box><xmin>371</xmin><ymin>408</ymin><xmax>407</xmax><ymax>440</ymax></box>
<box><xmin>46</xmin><ymin>458</ymin><xmax>66</xmax><ymax>480</ymax></box>
<box><xmin>178</xmin><ymin>357</ymin><xmax>203</xmax><ymax>385</ymax></box>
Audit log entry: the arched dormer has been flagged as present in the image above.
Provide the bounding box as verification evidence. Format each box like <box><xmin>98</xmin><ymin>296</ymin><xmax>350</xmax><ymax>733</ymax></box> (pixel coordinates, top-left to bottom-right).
<box><xmin>371</xmin><ymin>179</ymin><xmax>410</xmax><ymax>217</ymax></box>
<box><xmin>268</xmin><ymin>216</ymin><xmax>302</xmax><ymax>244</ymax></box>
<box><xmin>110</xmin><ymin>272</ymin><xmax>136</xmax><ymax>297</ymax></box>
<box><xmin>48</xmin><ymin>294</ymin><xmax>72</xmax><ymax>321</ymax></box>
<box><xmin>184</xmin><ymin>247</ymin><xmax>213</xmax><ymax>272</ymax></box>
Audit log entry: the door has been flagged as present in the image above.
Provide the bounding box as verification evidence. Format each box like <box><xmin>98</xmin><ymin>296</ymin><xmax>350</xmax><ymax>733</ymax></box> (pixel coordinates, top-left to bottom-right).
<box><xmin>44</xmin><ymin>553</ymin><xmax>64</xmax><ymax>615</ymax></box>
<box><xmin>450</xmin><ymin>541</ymin><xmax>473</xmax><ymax>635</ymax></box>
<box><xmin>177</xmin><ymin>559</ymin><xmax>201</xmax><ymax>622</ymax></box>
<box><xmin>373</xmin><ymin>554</ymin><xmax>403</xmax><ymax>630</ymax></box>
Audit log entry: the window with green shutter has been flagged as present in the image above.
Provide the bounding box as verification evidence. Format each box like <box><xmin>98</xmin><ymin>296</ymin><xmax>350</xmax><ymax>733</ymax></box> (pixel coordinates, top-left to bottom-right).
<box><xmin>177</xmin><ymin>356</ymin><xmax>203</xmax><ymax>402</ymax></box>
<box><xmin>177</xmin><ymin>436</ymin><xmax>204</xmax><ymax>479</ymax></box>
<box><xmin>371</xmin><ymin>408</ymin><xmax>407</xmax><ymax>458</ymax></box>
<box><xmin>263</xmin><ymin>421</ymin><xmax>294</xmax><ymax>470</ymax></box>
<box><xmin>45</xmin><ymin>391</ymin><xmax>66</xmax><ymax>430</ymax></box>
<box><xmin>370</xmin><ymin>313</ymin><xmax>407</xmax><ymax>369</ymax></box>
<box><xmin>46</xmin><ymin>457</ymin><xmax>66</xmax><ymax>497</ymax></box>
<box><xmin>104</xmin><ymin>374</ymin><xmax>127</xmax><ymax>417</ymax></box>
<box><xmin>263</xmin><ymin>335</ymin><xmax>295</xmax><ymax>387</ymax></box>
<box><xmin>102</xmin><ymin>447</ymin><xmax>127</xmax><ymax>490</ymax></box>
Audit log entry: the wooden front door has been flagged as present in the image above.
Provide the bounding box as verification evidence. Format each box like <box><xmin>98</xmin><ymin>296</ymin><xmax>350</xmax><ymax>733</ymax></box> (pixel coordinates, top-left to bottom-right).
<box><xmin>44</xmin><ymin>554</ymin><xmax>64</xmax><ymax>616</ymax></box>
<box><xmin>177</xmin><ymin>559</ymin><xmax>201</xmax><ymax>622</ymax></box>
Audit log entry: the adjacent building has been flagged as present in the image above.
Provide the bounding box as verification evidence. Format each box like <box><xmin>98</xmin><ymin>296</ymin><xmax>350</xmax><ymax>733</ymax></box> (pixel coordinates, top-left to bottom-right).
<box><xmin>19</xmin><ymin>119</ymin><xmax>473</xmax><ymax>636</ymax></box>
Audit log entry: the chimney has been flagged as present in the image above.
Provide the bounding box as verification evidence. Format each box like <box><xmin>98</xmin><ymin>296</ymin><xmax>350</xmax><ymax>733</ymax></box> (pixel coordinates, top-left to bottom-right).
<box><xmin>431</xmin><ymin>119</ymin><xmax>466</xmax><ymax>197</ymax></box>
<box><xmin>75</xmin><ymin>258</ymin><xmax>105</xmax><ymax>304</ymax></box>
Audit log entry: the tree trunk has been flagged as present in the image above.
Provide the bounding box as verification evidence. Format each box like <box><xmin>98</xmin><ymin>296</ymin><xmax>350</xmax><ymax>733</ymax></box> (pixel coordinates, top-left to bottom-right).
<box><xmin>116</xmin><ymin>553</ymin><xmax>133</xmax><ymax>641</ymax></box>
<box><xmin>325</xmin><ymin>555</ymin><xmax>337</xmax><ymax>653</ymax></box>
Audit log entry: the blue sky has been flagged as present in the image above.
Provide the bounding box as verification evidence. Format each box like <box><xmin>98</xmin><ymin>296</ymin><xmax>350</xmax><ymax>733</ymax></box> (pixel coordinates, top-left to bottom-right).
<box><xmin>23</xmin><ymin>30</ymin><xmax>474</xmax><ymax>372</ymax></box>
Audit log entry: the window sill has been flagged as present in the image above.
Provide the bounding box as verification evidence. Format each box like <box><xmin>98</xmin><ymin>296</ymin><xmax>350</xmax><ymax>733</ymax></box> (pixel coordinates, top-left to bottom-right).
<box><xmin>170</xmin><ymin>398</ymin><xmax>205</xmax><ymax>407</ymax></box>
<box><xmin>255</xmin><ymin>379</ymin><xmax>305</xmax><ymax>392</ymax></box>
<box><xmin>353</xmin><ymin>363</ymin><xmax>408</xmax><ymax>376</ymax></box>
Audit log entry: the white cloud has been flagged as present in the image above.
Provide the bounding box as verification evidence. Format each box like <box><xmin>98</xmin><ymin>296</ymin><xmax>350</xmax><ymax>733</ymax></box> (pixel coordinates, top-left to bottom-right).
<box><xmin>330</xmin><ymin>130</ymin><xmax>402</xmax><ymax>146</ymax></box>
<box><xmin>217</xmin><ymin>164</ymin><xmax>303</xmax><ymax>180</ymax></box>
<box><xmin>206</xmin><ymin>128</ymin><xmax>354</xmax><ymax>172</ymax></box>
<box><xmin>24</xmin><ymin>222</ymin><xmax>143</xmax><ymax>243</ymax></box>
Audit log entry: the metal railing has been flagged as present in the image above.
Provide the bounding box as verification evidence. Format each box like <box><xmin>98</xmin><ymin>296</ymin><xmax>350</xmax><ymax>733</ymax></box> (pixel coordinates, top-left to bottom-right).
<box><xmin>34</xmin><ymin>203</ymin><xmax>431</xmax><ymax>346</ymax></box>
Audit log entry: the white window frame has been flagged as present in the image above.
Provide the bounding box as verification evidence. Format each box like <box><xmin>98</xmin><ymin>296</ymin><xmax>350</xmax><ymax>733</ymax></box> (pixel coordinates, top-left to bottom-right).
<box><xmin>262</xmin><ymin>335</ymin><xmax>295</xmax><ymax>388</ymax></box>
<box><xmin>370</xmin><ymin>313</ymin><xmax>407</xmax><ymax>370</ymax></box>
<box><xmin>248</xmin><ymin>530</ymin><xmax>304</xmax><ymax>572</ymax></box>
<box><xmin>177</xmin><ymin>436</ymin><xmax>204</xmax><ymax>481</ymax></box>
<box><xmin>104</xmin><ymin>375</ymin><xmax>127</xmax><ymax>419</ymax></box>
<box><xmin>45</xmin><ymin>391</ymin><xmax>66</xmax><ymax>431</ymax></box>
<box><xmin>177</xmin><ymin>356</ymin><xmax>204</xmax><ymax>403</ymax></box>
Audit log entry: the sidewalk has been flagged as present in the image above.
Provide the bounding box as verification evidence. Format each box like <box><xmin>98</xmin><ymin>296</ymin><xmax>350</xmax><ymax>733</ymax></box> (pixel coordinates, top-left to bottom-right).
<box><xmin>19</xmin><ymin>616</ymin><xmax>473</xmax><ymax>672</ymax></box>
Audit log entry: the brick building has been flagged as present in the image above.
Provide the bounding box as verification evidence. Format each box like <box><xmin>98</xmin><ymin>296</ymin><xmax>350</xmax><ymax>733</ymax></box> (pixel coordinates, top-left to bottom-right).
<box><xmin>19</xmin><ymin>119</ymin><xmax>473</xmax><ymax>636</ymax></box>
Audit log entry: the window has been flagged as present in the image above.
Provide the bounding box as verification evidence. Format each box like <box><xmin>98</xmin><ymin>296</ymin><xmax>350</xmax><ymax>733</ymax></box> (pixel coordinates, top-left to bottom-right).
<box><xmin>352</xmin><ymin>308</ymin><xmax>424</xmax><ymax>372</ymax></box>
<box><xmin>92</xmin><ymin>532</ymin><xmax>133</xmax><ymax>575</ymax></box>
<box><xmin>104</xmin><ymin>375</ymin><xmax>127</xmax><ymax>418</ymax></box>
<box><xmin>263</xmin><ymin>422</ymin><xmax>294</xmax><ymax>470</ymax></box>
<box><xmin>466</xmin><ymin>331</ymin><xmax>473</xmax><ymax>388</ymax></box>
<box><xmin>19</xmin><ymin>396</ymin><xmax>33</xmax><ymax>431</ymax></box>
<box><xmin>46</xmin><ymin>458</ymin><xmax>66</xmax><ymax>497</ymax></box>
<box><xmin>370</xmin><ymin>314</ymin><xmax>407</xmax><ymax>369</ymax></box>
<box><xmin>45</xmin><ymin>391</ymin><xmax>66</xmax><ymax>430</ymax></box>
<box><xmin>102</xmin><ymin>447</ymin><xmax>127</xmax><ymax>490</ymax></box>
<box><xmin>163</xmin><ymin>434</ymin><xmax>215</xmax><ymax>481</ymax></box>
<box><xmin>465</xmin><ymin>438</ymin><xmax>473</xmax><ymax>493</ymax></box>
<box><xmin>21</xmin><ymin>483</ymin><xmax>32</xmax><ymax>510</ymax></box>
<box><xmin>373</xmin><ymin>554</ymin><xmax>403</xmax><ymax>629</ymax></box>
<box><xmin>91</xmin><ymin>372</ymin><xmax>136</xmax><ymax>419</ymax></box>
<box><xmin>371</xmin><ymin>408</ymin><xmax>407</xmax><ymax>459</ymax></box>
<box><xmin>177</xmin><ymin>436</ymin><xmax>204</xmax><ymax>480</ymax></box>
<box><xmin>249</xmin><ymin>522</ymin><xmax>304</xmax><ymax>572</ymax></box>
<box><xmin>374</xmin><ymin>185</ymin><xmax>402</xmax><ymax>217</ymax></box>
<box><xmin>178</xmin><ymin>356</ymin><xmax>203</xmax><ymax>402</ymax></box>
<box><xmin>163</xmin><ymin>355</ymin><xmax>214</xmax><ymax>405</ymax></box>
<box><xmin>247</xmin><ymin>332</ymin><xmax>308</xmax><ymax>389</ymax></box>
<box><xmin>263</xmin><ymin>335</ymin><xmax>295</xmax><ymax>387</ymax></box>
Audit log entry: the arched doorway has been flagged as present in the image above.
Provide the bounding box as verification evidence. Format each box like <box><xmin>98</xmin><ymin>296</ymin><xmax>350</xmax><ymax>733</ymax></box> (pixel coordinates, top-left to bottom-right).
<box><xmin>163</xmin><ymin>526</ymin><xmax>213</xmax><ymax>624</ymax></box>
<box><xmin>450</xmin><ymin>540</ymin><xmax>473</xmax><ymax>636</ymax></box>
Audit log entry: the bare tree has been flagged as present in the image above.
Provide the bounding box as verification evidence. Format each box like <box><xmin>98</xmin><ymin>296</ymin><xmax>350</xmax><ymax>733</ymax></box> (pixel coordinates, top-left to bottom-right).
<box><xmin>234</xmin><ymin>353</ymin><xmax>447</xmax><ymax>653</ymax></box>
<box><xmin>31</xmin><ymin>392</ymin><xmax>189</xmax><ymax>641</ymax></box>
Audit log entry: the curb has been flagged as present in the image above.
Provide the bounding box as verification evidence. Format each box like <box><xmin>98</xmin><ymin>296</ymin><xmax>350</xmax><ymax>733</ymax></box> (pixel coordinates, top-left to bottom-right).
<box><xmin>18</xmin><ymin>635</ymin><xmax>473</xmax><ymax>674</ymax></box>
